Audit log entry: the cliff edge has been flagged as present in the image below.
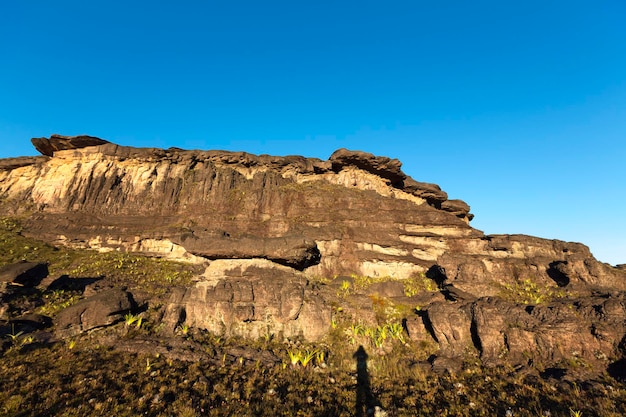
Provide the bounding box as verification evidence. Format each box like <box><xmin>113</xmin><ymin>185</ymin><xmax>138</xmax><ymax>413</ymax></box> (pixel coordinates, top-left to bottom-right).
<box><xmin>1</xmin><ymin>134</ymin><xmax>626</xmax><ymax>378</ymax></box>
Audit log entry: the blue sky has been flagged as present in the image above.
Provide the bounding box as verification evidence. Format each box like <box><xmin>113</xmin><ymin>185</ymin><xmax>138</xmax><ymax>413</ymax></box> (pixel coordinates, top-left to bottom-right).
<box><xmin>1</xmin><ymin>1</ymin><xmax>625</xmax><ymax>265</ymax></box>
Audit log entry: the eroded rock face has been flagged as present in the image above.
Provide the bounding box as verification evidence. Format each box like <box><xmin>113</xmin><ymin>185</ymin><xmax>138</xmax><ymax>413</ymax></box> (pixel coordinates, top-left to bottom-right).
<box><xmin>0</xmin><ymin>136</ymin><xmax>482</xmax><ymax>278</ymax></box>
<box><xmin>54</xmin><ymin>288</ymin><xmax>136</xmax><ymax>337</ymax></box>
<box><xmin>0</xmin><ymin>156</ymin><xmax>48</xmax><ymax>171</ymax></box>
<box><xmin>31</xmin><ymin>134</ymin><xmax>109</xmax><ymax>157</ymax></box>
<box><xmin>162</xmin><ymin>259</ymin><xmax>331</xmax><ymax>341</ymax></box>
<box><xmin>426</xmin><ymin>301</ymin><xmax>474</xmax><ymax>356</ymax></box>
<box><xmin>171</xmin><ymin>234</ymin><xmax>321</xmax><ymax>270</ymax></box>
<box><xmin>421</xmin><ymin>294</ymin><xmax>626</xmax><ymax>372</ymax></box>
<box><xmin>329</xmin><ymin>148</ymin><xmax>406</xmax><ymax>186</ymax></box>
<box><xmin>1</xmin><ymin>134</ymin><xmax>626</xmax><ymax>374</ymax></box>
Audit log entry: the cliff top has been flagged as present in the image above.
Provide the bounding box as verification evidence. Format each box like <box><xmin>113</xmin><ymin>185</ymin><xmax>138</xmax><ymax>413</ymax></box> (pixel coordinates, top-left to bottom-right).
<box><xmin>25</xmin><ymin>134</ymin><xmax>470</xmax><ymax>221</ymax></box>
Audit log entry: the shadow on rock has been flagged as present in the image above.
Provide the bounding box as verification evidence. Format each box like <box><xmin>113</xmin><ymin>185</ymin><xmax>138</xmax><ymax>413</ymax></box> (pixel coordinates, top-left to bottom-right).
<box><xmin>45</xmin><ymin>275</ymin><xmax>103</xmax><ymax>292</ymax></box>
<box><xmin>0</xmin><ymin>261</ymin><xmax>49</xmax><ymax>287</ymax></box>
<box><xmin>607</xmin><ymin>358</ymin><xmax>626</xmax><ymax>382</ymax></box>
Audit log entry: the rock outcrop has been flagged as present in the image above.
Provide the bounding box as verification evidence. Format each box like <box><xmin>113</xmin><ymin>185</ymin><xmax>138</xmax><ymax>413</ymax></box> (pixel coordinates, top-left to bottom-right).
<box><xmin>1</xmin><ymin>134</ymin><xmax>625</xmax><ymax>376</ymax></box>
<box><xmin>162</xmin><ymin>259</ymin><xmax>331</xmax><ymax>341</ymax></box>
<box><xmin>31</xmin><ymin>134</ymin><xmax>109</xmax><ymax>157</ymax></box>
<box><xmin>0</xmin><ymin>262</ymin><xmax>48</xmax><ymax>287</ymax></box>
<box><xmin>54</xmin><ymin>288</ymin><xmax>136</xmax><ymax>337</ymax></box>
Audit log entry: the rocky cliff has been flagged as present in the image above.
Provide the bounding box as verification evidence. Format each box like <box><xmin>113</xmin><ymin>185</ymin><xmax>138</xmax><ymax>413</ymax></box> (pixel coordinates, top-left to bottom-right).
<box><xmin>1</xmin><ymin>135</ymin><xmax>626</xmax><ymax>378</ymax></box>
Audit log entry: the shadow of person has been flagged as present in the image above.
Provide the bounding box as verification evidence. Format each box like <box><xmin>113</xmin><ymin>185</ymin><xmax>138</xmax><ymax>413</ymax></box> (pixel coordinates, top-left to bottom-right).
<box><xmin>354</xmin><ymin>345</ymin><xmax>380</xmax><ymax>417</ymax></box>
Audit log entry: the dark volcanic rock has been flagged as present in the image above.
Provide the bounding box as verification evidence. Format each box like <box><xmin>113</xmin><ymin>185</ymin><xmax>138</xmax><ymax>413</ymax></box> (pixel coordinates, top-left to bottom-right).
<box><xmin>31</xmin><ymin>134</ymin><xmax>109</xmax><ymax>156</ymax></box>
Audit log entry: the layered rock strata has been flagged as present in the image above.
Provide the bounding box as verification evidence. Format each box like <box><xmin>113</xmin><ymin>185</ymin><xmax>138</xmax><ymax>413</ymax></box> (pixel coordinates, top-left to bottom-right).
<box><xmin>1</xmin><ymin>135</ymin><xmax>625</xmax><ymax>374</ymax></box>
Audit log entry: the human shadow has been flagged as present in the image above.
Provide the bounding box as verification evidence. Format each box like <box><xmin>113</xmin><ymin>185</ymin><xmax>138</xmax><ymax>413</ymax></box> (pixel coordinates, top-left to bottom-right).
<box><xmin>354</xmin><ymin>345</ymin><xmax>380</xmax><ymax>417</ymax></box>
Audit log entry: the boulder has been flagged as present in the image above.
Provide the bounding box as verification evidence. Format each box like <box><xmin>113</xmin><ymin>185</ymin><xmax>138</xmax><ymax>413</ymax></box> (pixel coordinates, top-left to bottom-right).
<box><xmin>441</xmin><ymin>199</ymin><xmax>473</xmax><ymax>221</ymax></box>
<box><xmin>470</xmin><ymin>297</ymin><xmax>536</xmax><ymax>365</ymax></box>
<box><xmin>54</xmin><ymin>288</ymin><xmax>135</xmax><ymax>337</ymax></box>
<box><xmin>425</xmin><ymin>301</ymin><xmax>475</xmax><ymax>356</ymax></box>
<box><xmin>31</xmin><ymin>134</ymin><xmax>109</xmax><ymax>157</ymax></box>
<box><xmin>404</xmin><ymin>314</ymin><xmax>432</xmax><ymax>342</ymax></box>
<box><xmin>0</xmin><ymin>262</ymin><xmax>48</xmax><ymax>287</ymax></box>
<box><xmin>329</xmin><ymin>148</ymin><xmax>406</xmax><ymax>186</ymax></box>
<box><xmin>430</xmin><ymin>355</ymin><xmax>464</xmax><ymax>375</ymax></box>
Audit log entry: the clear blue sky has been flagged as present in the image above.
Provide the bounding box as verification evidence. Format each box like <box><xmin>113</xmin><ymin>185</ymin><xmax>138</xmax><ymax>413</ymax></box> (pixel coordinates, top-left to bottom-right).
<box><xmin>1</xmin><ymin>1</ymin><xmax>625</xmax><ymax>265</ymax></box>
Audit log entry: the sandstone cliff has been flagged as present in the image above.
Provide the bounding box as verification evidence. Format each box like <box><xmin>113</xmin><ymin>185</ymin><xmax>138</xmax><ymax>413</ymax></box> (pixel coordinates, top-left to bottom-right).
<box><xmin>1</xmin><ymin>135</ymin><xmax>626</xmax><ymax>377</ymax></box>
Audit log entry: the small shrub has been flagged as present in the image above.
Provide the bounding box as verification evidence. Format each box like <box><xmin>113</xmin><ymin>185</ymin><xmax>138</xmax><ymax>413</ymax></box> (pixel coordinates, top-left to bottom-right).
<box><xmin>387</xmin><ymin>322</ymin><xmax>406</xmax><ymax>344</ymax></box>
<box><xmin>299</xmin><ymin>349</ymin><xmax>317</xmax><ymax>368</ymax></box>
<box><xmin>6</xmin><ymin>324</ymin><xmax>24</xmax><ymax>344</ymax></box>
<box><xmin>287</xmin><ymin>349</ymin><xmax>301</xmax><ymax>367</ymax></box>
<box><xmin>124</xmin><ymin>313</ymin><xmax>140</xmax><ymax>327</ymax></box>
<box><xmin>176</xmin><ymin>323</ymin><xmax>190</xmax><ymax>336</ymax></box>
<box><xmin>37</xmin><ymin>290</ymin><xmax>81</xmax><ymax>316</ymax></box>
<box><xmin>500</xmin><ymin>277</ymin><xmax>568</xmax><ymax>305</ymax></box>
<box><xmin>403</xmin><ymin>273</ymin><xmax>438</xmax><ymax>297</ymax></box>
<box><xmin>286</xmin><ymin>347</ymin><xmax>321</xmax><ymax>368</ymax></box>
<box><xmin>337</xmin><ymin>280</ymin><xmax>351</xmax><ymax>297</ymax></box>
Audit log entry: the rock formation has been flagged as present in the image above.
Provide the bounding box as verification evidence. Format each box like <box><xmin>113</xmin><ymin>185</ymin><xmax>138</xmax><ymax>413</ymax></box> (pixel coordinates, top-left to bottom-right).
<box><xmin>1</xmin><ymin>134</ymin><xmax>625</xmax><ymax>377</ymax></box>
<box><xmin>30</xmin><ymin>134</ymin><xmax>109</xmax><ymax>157</ymax></box>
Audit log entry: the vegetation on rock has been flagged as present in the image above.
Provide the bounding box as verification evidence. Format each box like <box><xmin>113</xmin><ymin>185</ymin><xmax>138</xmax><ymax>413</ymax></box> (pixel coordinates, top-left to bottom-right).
<box><xmin>2</xmin><ymin>137</ymin><xmax>626</xmax><ymax>416</ymax></box>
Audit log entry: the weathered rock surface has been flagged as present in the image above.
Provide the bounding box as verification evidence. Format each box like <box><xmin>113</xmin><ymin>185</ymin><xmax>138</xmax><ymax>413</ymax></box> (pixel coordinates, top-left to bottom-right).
<box><xmin>10</xmin><ymin>313</ymin><xmax>52</xmax><ymax>333</ymax></box>
<box><xmin>426</xmin><ymin>301</ymin><xmax>474</xmax><ymax>356</ymax></box>
<box><xmin>162</xmin><ymin>259</ymin><xmax>331</xmax><ymax>341</ymax></box>
<box><xmin>1</xmin><ymin>134</ymin><xmax>626</xmax><ymax>375</ymax></box>
<box><xmin>421</xmin><ymin>293</ymin><xmax>626</xmax><ymax>373</ymax></box>
<box><xmin>54</xmin><ymin>288</ymin><xmax>136</xmax><ymax>337</ymax></box>
<box><xmin>108</xmin><ymin>335</ymin><xmax>281</xmax><ymax>366</ymax></box>
<box><xmin>31</xmin><ymin>134</ymin><xmax>109</xmax><ymax>157</ymax></box>
<box><xmin>0</xmin><ymin>137</ymin><xmax>483</xmax><ymax>277</ymax></box>
<box><xmin>0</xmin><ymin>156</ymin><xmax>48</xmax><ymax>171</ymax></box>
<box><xmin>329</xmin><ymin>148</ymin><xmax>406</xmax><ymax>186</ymax></box>
<box><xmin>171</xmin><ymin>234</ymin><xmax>320</xmax><ymax>270</ymax></box>
<box><xmin>0</xmin><ymin>262</ymin><xmax>48</xmax><ymax>287</ymax></box>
